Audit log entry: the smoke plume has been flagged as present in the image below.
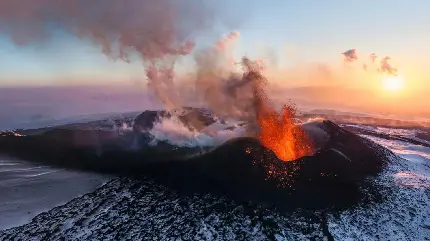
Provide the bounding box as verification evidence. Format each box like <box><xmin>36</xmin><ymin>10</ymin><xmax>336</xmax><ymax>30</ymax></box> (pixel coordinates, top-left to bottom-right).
<box><xmin>0</xmin><ymin>2</ymin><xmax>314</xmax><ymax>161</ymax></box>
<box><xmin>0</xmin><ymin>0</ymin><xmax>215</xmax><ymax>109</ymax></box>
<box><xmin>0</xmin><ymin>1</ymin><xmax>275</xmax><ymax>128</ymax></box>
<box><xmin>215</xmin><ymin>31</ymin><xmax>240</xmax><ymax>51</ymax></box>
<box><xmin>193</xmin><ymin>43</ymin><xmax>266</xmax><ymax>123</ymax></box>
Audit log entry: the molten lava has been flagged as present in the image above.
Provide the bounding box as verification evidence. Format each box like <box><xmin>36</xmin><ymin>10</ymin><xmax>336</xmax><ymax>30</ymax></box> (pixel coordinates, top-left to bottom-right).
<box><xmin>257</xmin><ymin>104</ymin><xmax>313</xmax><ymax>162</ymax></box>
<box><xmin>238</xmin><ymin>59</ymin><xmax>313</xmax><ymax>162</ymax></box>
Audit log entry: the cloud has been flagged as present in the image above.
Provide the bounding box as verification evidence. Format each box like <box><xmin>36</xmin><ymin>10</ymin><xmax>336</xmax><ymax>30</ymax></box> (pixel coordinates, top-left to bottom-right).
<box><xmin>342</xmin><ymin>49</ymin><xmax>358</xmax><ymax>62</ymax></box>
<box><xmin>379</xmin><ymin>56</ymin><xmax>398</xmax><ymax>76</ymax></box>
<box><xmin>340</xmin><ymin>49</ymin><xmax>398</xmax><ymax>76</ymax></box>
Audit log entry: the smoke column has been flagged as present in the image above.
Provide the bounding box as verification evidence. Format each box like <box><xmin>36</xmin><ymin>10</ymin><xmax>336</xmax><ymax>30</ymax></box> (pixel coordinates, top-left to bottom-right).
<box><xmin>0</xmin><ymin>1</ymin><xmax>288</xmax><ymax>124</ymax></box>
<box><xmin>0</xmin><ymin>0</ymin><xmax>215</xmax><ymax>109</ymax></box>
<box><xmin>191</xmin><ymin>37</ymin><xmax>314</xmax><ymax>161</ymax></box>
<box><xmin>191</xmin><ymin>32</ymin><xmax>263</xmax><ymax>122</ymax></box>
<box><xmin>0</xmin><ymin>1</ymin><xmax>313</xmax><ymax>161</ymax></box>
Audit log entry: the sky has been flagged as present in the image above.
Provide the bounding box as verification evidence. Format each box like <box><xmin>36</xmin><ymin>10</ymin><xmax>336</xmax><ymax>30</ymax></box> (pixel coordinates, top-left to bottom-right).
<box><xmin>0</xmin><ymin>0</ymin><xmax>430</xmax><ymax>120</ymax></box>
<box><xmin>1</xmin><ymin>0</ymin><xmax>429</xmax><ymax>87</ymax></box>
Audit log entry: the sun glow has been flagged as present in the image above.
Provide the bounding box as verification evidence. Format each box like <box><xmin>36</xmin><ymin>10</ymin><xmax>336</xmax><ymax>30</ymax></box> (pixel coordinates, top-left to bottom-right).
<box><xmin>381</xmin><ymin>75</ymin><xmax>404</xmax><ymax>92</ymax></box>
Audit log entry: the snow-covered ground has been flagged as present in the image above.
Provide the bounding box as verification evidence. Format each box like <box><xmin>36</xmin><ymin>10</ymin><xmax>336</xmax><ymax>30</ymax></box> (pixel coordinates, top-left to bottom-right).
<box><xmin>0</xmin><ymin>110</ymin><xmax>428</xmax><ymax>240</ymax></box>
<box><xmin>326</xmin><ymin>133</ymin><xmax>430</xmax><ymax>240</ymax></box>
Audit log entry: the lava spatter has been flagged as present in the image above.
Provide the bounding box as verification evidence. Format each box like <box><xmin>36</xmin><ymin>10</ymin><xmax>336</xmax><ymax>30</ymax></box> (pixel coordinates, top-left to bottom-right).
<box><xmin>257</xmin><ymin>104</ymin><xmax>313</xmax><ymax>162</ymax></box>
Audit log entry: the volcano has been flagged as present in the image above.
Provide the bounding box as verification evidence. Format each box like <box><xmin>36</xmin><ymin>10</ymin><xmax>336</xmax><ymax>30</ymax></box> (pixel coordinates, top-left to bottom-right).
<box><xmin>0</xmin><ymin>107</ymin><xmax>394</xmax><ymax>210</ymax></box>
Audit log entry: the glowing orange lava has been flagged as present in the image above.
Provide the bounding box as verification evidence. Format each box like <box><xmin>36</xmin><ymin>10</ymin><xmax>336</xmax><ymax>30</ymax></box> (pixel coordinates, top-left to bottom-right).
<box><xmin>239</xmin><ymin>58</ymin><xmax>313</xmax><ymax>162</ymax></box>
<box><xmin>257</xmin><ymin>104</ymin><xmax>313</xmax><ymax>162</ymax></box>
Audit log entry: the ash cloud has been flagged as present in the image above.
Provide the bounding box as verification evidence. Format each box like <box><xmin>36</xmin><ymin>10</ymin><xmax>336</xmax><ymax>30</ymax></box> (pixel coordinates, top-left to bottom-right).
<box><xmin>215</xmin><ymin>31</ymin><xmax>240</xmax><ymax>51</ymax></box>
<box><xmin>0</xmin><ymin>0</ymin><xmax>215</xmax><ymax>109</ymax></box>
<box><xmin>191</xmin><ymin>32</ymin><xmax>268</xmax><ymax>124</ymax></box>
<box><xmin>0</xmin><ymin>0</ymin><xmax>209</xmax><ymax>57</ymax></box>
<box><xmin>0</xmin><ymin>2</ymin><xmax>270</xmax><ymax>129</ymax></box>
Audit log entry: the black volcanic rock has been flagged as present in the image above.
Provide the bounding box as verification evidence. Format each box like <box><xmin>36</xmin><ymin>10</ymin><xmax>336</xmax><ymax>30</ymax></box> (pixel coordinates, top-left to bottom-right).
<box><xmin>0</xmin><ymin>112</ymin><xmax>393</xmax><ymax>210</ymax></box>
<box><xmin>177</xmin><ymin>108</ymin><xmax>217</xmax><ymax>131</ymax></box>
<box><xmin>133</xmin><ymin>107</ymin><xmax>217</xmax><ymax>132</ymax></box>
<box><xmin>1</xmin><ymin>111</ymin><xmax>427</xmax><ymax>241</ymax></box>
<box><xmin>133</xmin><ymin>110</ymin><xmax>168</xmax><ymax>132</ymax></box>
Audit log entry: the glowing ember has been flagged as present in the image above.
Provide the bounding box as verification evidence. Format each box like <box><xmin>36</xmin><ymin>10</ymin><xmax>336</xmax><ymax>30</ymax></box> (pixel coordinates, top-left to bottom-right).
<box><xmin>238</xmin><ymin>58</ymin><xmax>314</xmax><ymax>162</ymax></box>
<box><xmin>257</xmin><ymin>104</ymin><xmax>313</xmax><ymax>162</ymax></box>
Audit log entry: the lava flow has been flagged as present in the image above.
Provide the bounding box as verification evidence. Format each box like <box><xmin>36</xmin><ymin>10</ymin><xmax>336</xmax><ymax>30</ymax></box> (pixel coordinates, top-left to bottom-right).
<box><xmin>257</xmin><ymin>104</ymin><xmax>313</xmax><ymax>161</ymax></box>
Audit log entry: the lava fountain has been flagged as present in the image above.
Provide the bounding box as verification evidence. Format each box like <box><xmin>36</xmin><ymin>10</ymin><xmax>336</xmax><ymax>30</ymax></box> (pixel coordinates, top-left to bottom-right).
<box><xmin>257</xmin><ymin>104</ymin><xmax>314</xmax><ymax>161</ymax></box>
<box><xmin>241</xmin><ymin>58</ymin><xmax>313</xmax><ymax>162</ymax></box>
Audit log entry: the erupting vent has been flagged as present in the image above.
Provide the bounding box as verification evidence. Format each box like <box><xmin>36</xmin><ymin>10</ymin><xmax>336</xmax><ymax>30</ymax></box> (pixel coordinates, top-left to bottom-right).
<box><xmin>257</xmin><ymin>105</ymin><xmax>313</xmax><ymax>161</ymax></box>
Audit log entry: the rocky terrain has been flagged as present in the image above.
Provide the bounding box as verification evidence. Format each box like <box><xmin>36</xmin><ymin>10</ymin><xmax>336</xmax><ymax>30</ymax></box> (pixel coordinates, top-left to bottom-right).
<box><xmin>0</xmin><ymin>108</ymin><xmax>428</xmax><ymax>240</ymax></box>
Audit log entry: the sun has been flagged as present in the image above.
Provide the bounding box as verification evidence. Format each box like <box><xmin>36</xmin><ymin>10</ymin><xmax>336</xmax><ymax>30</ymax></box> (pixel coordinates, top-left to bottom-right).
<box><xmin>381</xmin><ymin>75</ymin><xmax>404</xmax><ymax>92</ymax></box>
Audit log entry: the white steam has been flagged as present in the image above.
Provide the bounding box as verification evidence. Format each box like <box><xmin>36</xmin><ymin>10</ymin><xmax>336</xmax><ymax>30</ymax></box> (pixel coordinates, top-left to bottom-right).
<box><xmin>149</xmin><ymin>115</ymin><xmax>247</xmax><ymax>148</ymax></box>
